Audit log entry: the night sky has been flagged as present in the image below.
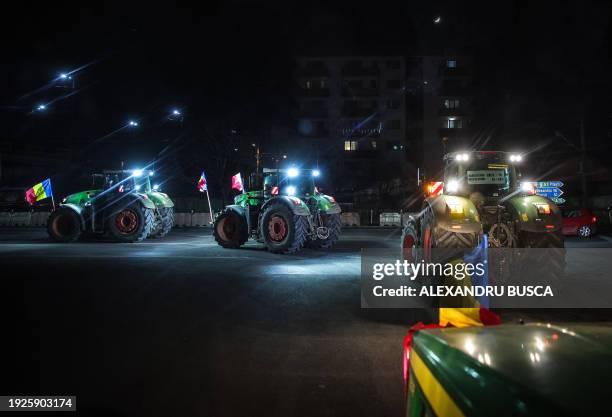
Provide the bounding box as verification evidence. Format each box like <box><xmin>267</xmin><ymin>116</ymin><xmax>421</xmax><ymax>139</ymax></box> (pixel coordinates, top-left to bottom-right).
<box><xmin>1</xmin><ymin>1</ymin><xmax>611</xmax><ymax>193</ymax></box>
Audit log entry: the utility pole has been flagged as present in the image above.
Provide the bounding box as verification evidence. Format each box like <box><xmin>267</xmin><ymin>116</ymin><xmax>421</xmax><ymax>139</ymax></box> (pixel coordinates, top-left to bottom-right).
<box><xmin>579</xmin><ymin>118</ymin><xmax>587</xmax><ymax>207</ymax></box>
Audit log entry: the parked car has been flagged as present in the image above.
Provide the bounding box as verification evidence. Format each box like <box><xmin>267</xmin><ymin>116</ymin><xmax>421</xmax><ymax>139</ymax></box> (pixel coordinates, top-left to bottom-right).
<box><xmin>562</xmin><ymin>208</ymin><xmax>597</xmax><ymax>237</ymax></box>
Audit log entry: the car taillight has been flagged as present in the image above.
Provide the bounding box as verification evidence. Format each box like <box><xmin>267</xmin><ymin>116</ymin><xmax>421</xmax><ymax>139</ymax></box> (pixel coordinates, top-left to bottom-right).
<box><xmin>592</xmin><ymin>216</ymin><xmax>597</xmax><ymax>223</ymax></box>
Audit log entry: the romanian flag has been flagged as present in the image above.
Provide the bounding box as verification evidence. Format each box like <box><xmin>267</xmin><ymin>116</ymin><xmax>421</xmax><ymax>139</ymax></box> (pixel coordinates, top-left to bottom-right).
<box><xmin>25</xmin><ymin>178</ymin><xmax>53</xmax><ymax>206</ymax></box>
<box><xmin>198</xmin><ymin>171</ymin><xmax>208</xmax><ymax>192</ymax></box>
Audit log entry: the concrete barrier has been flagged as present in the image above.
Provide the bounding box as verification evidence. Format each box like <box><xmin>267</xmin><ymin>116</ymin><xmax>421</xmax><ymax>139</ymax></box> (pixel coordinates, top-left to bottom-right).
<box><xmin>0</xmin><ymin>212</ymin><xmax>11</xmax><ymax>226</ymax></box>
<box><xmin>174</xmin><ymin>212</ymin><xmax>192</xmax><ymax>227</ymax></box>
<box><xmin>31</xmin><ymin>212</ymin><xmax>50</xmax><ymax>227</ymax></box>
<box><xmin>379</xmin><ymin>212</ymin><xmax>401</xmax><ymax>227</ymax></box>
<box><xmin>9</xmin><ymin>212</ymin><xmax>32</xmax><ymax>226</ymax></box>
<box><xmin>341</xmin><ymin>212</ymin><xmax>360</xmax><ymax>226</ymax></box>
<box><xmin>191</xmin><ymin>212</ymin><xmax>212</xmax><ymax>227</ymax></box>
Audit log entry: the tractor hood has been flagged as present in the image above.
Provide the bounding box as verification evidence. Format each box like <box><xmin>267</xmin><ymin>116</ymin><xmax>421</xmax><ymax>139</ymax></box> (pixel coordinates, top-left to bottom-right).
<box><xmin>507</xmin><ymin>194</ymin><xmax>562</xmax><ymax>233</ymax></box>
<box><xmin>61</xmin><ymin>189</ymin><xmax>102</xmax><ymax>206</ymax></box>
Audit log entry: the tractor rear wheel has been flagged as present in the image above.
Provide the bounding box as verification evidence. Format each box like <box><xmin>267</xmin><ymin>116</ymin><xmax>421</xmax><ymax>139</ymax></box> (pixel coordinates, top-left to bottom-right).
<box><xmin>152</xmin><ymin>207</ymin><xmax>174</xmax><ymax>239</ymax></box>
<box><xmin>108</xmin><ymin>203</ymin><xmax>153</xmax><ymax>242</ymax></box>
<box><xmin>261</xmin><ymin>203</ymin><xmax>308</xmax><ymax>254</ymax></box>
<box><xmin>519</xmin><ymin>231</ymin><xmax>566</xmax><ymax>281</ymax></box>
<box><xmin>307</xmin><ymin>213</ymin><xmax>342</xmax><ymax>249</ymax></box>
<box><xmin>47</xmin><ymin>207</ymin><xmax>82</xmax><ymax>243</ymax></box>
<box><xmin>213</xmin><ymin>208</ymin><xmax>248</xmax><ymax>248</ymax></box>
<box><xmin>420</xmin><ymin>204</ymin><xmax>478</xmax><ymax>262</ymax></box>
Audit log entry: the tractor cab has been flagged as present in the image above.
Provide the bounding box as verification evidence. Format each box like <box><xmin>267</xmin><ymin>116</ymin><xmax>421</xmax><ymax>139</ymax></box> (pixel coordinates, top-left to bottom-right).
<box><xmin>96</xmin><ymin>169</ymin><xmax>156</xmax><ymax>194</ymax></box>
<box><xmin>442</xmin><ymin>151</ymin><xmax>525</xmax><ymax>202</ymax></box>
<box><xmin>262</xmin><ymin>168</ymin><xmax>319</xmax><ymax>198</ymax></box>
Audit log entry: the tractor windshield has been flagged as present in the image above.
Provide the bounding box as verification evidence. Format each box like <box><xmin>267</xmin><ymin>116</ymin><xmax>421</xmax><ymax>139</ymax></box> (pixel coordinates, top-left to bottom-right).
<box><xmin>264</xmin><ymin>171</ymin><xmax>316</xmax><ymax>197</ymax></box>
<box><xmin>446</xmin><ymin>155</ymin><xmax>519</xmax><ymax>197</ymax></box>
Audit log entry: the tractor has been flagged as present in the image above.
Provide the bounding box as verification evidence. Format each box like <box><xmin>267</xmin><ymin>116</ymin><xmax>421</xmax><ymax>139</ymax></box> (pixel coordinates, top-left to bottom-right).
<box><xmin>48</xmin><ymin>169</ymin><xmax>175</xmax><ymax>243</ymax></box>
<box><xmin>402</xmin><ymin>151</ymin><xmax>565</xmax><ymax>277</ymax></box>
<box><xmin>213</xmin><ymin>168</ymin><xmax>342</xmax><ymax>254</ymax></box>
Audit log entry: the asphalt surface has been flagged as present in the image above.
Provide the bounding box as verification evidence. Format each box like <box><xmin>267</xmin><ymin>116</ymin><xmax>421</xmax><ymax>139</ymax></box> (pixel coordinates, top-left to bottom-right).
<box><xmin>1</xmin><ymin>227</ymin><xmax>612</xmax><ymax>417</ymax></box>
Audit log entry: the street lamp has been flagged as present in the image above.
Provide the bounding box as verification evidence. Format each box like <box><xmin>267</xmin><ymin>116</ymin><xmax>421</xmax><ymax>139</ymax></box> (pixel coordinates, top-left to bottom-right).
<box><xmin>433</xmin><ymin>16</ymin><xmax>442</xmax><ymax>24</ymax></box>
<box><xmin>36</xmin><ymin>104</ymin><xmax>47</xmax><ymax>111</ymax></box>
<box><xmin>128</xmin><ymin>120</ymin><xmax>139</xmax><ymax>127</ymax></box>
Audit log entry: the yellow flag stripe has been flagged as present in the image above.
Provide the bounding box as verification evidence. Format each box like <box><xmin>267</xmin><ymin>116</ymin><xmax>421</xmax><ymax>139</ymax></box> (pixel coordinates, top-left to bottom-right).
<box><xmin>411</xmin><ymin>349</ymin><xmax>466</xmax><ymax>417</ymax></box>
<box><xmin>32</xmin><ymin>183</ymin><xmax>47</xmax><ymax>201</ymax></box>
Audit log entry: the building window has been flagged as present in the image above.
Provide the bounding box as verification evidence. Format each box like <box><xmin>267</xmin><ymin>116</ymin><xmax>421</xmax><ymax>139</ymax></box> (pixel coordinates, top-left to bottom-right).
<box><xmin>371</xmin><ymin>141</ymin><xmax>377</xmax><ymax>149</ymax></box>
<box><xmin>344</xmin><ymin>141</ymin><xmax>358</xmax><ymax>151</ymax></box>
<box><xmin>320</xmin><ymin>80</ymin><xmax>327</xmax><ymax>89</ymax></box>
<box><xmin>386</xmin><ymin>79</ymin><xmax>401</xmax><ymax>89</ymax></box>
<box><xmin>305</xmin><ymin>80</ymin><xmax>312</xmax><ymax>89</ymax></box>
<box><xmin>444</xmin><ymin>99</ymin><xmax>460</xmax><ymax>109</ymax></box>
<box><xmin>447</xmin><ymin>59</ymin><xmax>457</xmax><ymax>68</ymax></box>
<box><xmin>387</xmin><ymin>119</ymin><xmax>401</xmax><ymax>129</ymax></box>
<box><xmin>387</xmin><ymin>99</ymin><xmax>400</xmax><ymax>109</ymax></box>
<box><xmin>447</xmin><ymin>118</ymin><xmax>463</xmax><ymax>129</ymax></box>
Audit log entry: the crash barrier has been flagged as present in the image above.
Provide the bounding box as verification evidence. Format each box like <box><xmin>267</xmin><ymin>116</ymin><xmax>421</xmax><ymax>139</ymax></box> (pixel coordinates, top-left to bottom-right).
<box><xmin>174</xmin><ymin>212</ymin><xmax>192</xmax><ymax>228</ymax></box>
<box><xmin>379</xmin><ymin>212</ymin><xmax>402</xmax><ymax>227</ymax></box>
<box><xmin>341</xmin><ymin>212</ymin><xmax>360</xmax><ymax>226</ymax></box>
<box><xmin>31</xmin><ymin>212</ymin><xmax>50</xmax><ymax>226</ymax></box>
<box><xmin>0</xmin><ymin>212</ymin><xmax>12</xmax><ymax>226</ymax></box>
<box><xmin>9</xmin><ymin>212</ymin><xmax>32</xmax><ymax>226</ymax></box>
<box><xmin>173</xmin><ymin>212</ymin><xmax>213</xmax><ymax>228</ymax></box>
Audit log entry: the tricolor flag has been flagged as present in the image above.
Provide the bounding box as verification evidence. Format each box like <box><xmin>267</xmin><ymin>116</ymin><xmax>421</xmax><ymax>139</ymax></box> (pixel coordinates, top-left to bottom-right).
<box><xmin>25</xmin><ymin>178</ymin><xmax>53</xmax><ymax>206</ymax></box>
<box><xmin>231</xmin><ymin>173</ymin><xmax>244</xmax><ymax>192</ymax></box>
<box><xmin>198</xmin><ymin>171</ymin><xmax>208</xmax><ymax>192</ymax></box>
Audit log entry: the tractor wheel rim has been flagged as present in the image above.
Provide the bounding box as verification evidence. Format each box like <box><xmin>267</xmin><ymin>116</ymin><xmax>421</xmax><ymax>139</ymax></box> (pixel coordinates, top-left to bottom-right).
<box><xmin>269</xmin><ymin>215</ymin><xmax>288</xmax><ymax>242</ymax></box>
<box><xmin>218</xmin><ymin>217</ymin><xmax>235</xmax><ymax>241</ymax></box>
<box><xmin>115</xmin><ymin>209</ymin><xmax>139</xmax><ymax>234</ymax></box>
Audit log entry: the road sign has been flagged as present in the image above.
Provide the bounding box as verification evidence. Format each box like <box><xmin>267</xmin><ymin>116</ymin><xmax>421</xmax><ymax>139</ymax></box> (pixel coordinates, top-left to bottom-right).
<box><xmin>551</xmin><ymin>197</ymin><xmax>566</xmax><ymax>204</ymax></box>
<box><xmin>535</xmin><ymin>181</ymin><xmax>564</xmax><ymax>188</ymax></box>
<box><xmin>535</xmin><ymin>187</ymin><xmax>564</xmax><ymax>198</ymax></box>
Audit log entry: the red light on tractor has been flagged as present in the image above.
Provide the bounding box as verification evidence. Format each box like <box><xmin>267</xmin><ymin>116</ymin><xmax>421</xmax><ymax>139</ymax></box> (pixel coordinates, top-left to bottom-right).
<box><xmin>545</xmin><ymin>225</ymin><xmax>555</xmax><ymax>229</ymax></box>
<box><xmin>271</xmin><ymin>186</ymin><xmax>279</xmax><ymax>196</ymax></box>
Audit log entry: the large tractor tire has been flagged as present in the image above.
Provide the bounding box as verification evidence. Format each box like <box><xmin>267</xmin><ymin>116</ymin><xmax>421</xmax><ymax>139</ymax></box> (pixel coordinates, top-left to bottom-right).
<box><xmin>213</xmin><ymin>208</ymin><xmax>248</xmax><ymax>248</ymax></box>
<box><xmin>260</xmin><ymin>203</ymin><xmax>308</xmax><ymax>254</ymax></box>
<box><xmin>108</xmin><ymin>203</ymin><xmax>154</xmax><ymax>242</ymax></box>
<box><xmin>519</xmin><ymin>231</ymin><xmax>566</xmax><ymax>281</ymax></box>
<box><xmin>151</xmin><ymin>207</ymin><xmax>174</xmax><ymax>239</ymax></box>
<box><xmin>47</xmin><ymin>207</ymin><xmax>82</xmax><ymax>243</ymax></box>
<box><xmin>420</xmin><ymin>204</ymin><xmax>478</xmax><ymax>262</ymax></box>
<box><xmin>307</xmin><ymin>213</ymin><xmax>342</xmax><ymax>249</ymax></box>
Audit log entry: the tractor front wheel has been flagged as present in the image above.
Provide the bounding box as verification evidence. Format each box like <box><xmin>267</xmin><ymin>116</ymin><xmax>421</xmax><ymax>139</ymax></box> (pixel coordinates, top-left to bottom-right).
<box><xmin>108</xmin><ymin>203</ymin><xmax>153</xmax><ymax>242</ymax></box>
<box><xmin>213</xmin><ymin>208</ymin><xmax>248</xmax><ymax>248</ymax></box>
<box><xmin>307</xmin><ymin>213</ymin><xmax>342</xmax><ymax>249</ymax></box>
<box><xmin>261</xmin><ymin>203</ymin><xmax>308</xmax><ymax>254</ymax></box>
<box><xmin>152</xmin><ymin>207</ymin><xmax>174</xmax><ymax>239</ymax></box>
<box><xmin>47</xmin><ymin>207</ymin><xmax>82</xmax><ymax>243</ymax></box>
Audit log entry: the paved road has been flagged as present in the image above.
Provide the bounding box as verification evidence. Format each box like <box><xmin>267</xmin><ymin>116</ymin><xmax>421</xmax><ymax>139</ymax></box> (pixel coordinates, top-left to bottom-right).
<box><xmin>1</xmin><ymin>228</ymin><xmax>611</xmax><ymax>417</ymax></box>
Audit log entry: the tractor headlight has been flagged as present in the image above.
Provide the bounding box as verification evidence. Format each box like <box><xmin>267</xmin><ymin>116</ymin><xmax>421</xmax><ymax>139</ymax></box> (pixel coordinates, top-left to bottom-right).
<box><xmin>533</xmin><ymin>203</ymin><xmax>551</xmax><ymax>215</ymax></box>
<box><xmin>287</xmin><ymin>168</ymin><xmax>299</xmax><ymax>178</ymax></box>
<box><xmin>509</xmin><ymin>154</ymin><xmax>523</xmax><ymax>162</ymax></box>
<box><xmin>135</xmin><ymin>185</ymin><xmax>142</xmax><ymax>191</ymax></box>
<box><xmin>521</xmin><ymin>181</ymin><xmax>535</xmax><ymax>194</ymax></box>
<box><xmin>153</xmin><ymin>184</ymin><xmax>160</xmax><ymax>191</ymax></box>
<box><xmin>132</xmin><ymin>169</ymin><xmax>144</xmax><ymax>177</ymax></box>
<box><xmin>455</xmin><ymin>153</ymin><xmax>469</xmax><ymax>161</ymax></box>
<box><xmin>312</xmin><ymin>169</ymin><xmax>320</xmax><ymax>177</ymax></box>
<box><xmin>285</xmin><ymin>186</ymin><xmax>296</xmax><ymax>196</ymax></box>
<box><xmin>446</xmin><ymin>179</ymin><xmax>459</xmax><ymax>193</ymax></box>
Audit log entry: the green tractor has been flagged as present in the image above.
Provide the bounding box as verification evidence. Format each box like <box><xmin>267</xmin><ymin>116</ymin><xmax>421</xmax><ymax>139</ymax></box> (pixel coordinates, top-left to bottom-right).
<box><xmin>402</xmin><ymin>151</ymin><xmax>565</xmax><ymax>275</ymax></box>
<box><xmin>213</xmin><ymin>168</ymin><xmax>342</xmax><ymax>254</ymax></box>
<box><xmin>48</xmin><ymin>169</ymin><xmax>175</xmax><ymax>243</ymax></box>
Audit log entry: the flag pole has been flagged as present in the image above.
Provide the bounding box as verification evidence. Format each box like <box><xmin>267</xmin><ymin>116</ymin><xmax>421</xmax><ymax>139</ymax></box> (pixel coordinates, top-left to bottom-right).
<box><xmin>205</xmin><ymin>188</ymin><xmax>214</xmax><ymax>224</ymax></box>
<box><xmin>51</xmin><ymin>195</ymin><xmax>56</xmax><ymax>212</ymax></box>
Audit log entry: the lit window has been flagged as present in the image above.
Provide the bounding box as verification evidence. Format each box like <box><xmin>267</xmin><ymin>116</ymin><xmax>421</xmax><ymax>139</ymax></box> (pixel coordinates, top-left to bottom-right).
<box><xmin>447</xmin><ymin>118</ymin><xmax>463</xmax><ymax>129</ymax></box>
<box><xmin>320</xmin><ymin>80</ymin><xmax>326</xmax><ymax>88</ymax></box>
<box><xmin>371</xmin><ymin>141</ymin><xmax>377</xmax><ymax>149</ymax></box>
<box><xmin>344</xmin><ymin>141</ymin><xmax>357</xmax><ymax>151</ymax></box>
<box><xmin>306</xmin><ymin>80</ymin><xmax>312</xmax><ymax>89</ymax></box>
<box><xmin>447</xmin><ymin>59</ymin><xmax>457</xmax><ymax>68</ymax></box>
<box><xmin>444</xmin><ymin>99</ymin><xmax>460</xmax><ymax>109</ymax></box>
